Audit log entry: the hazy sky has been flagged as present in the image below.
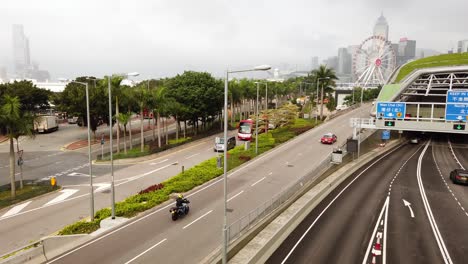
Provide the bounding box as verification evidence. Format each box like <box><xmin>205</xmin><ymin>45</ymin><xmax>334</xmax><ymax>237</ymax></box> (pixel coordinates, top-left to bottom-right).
<box><xmin>1</xmin><ymin>0</ymin><xmax>467</xmax><ymax>80</ymax></box>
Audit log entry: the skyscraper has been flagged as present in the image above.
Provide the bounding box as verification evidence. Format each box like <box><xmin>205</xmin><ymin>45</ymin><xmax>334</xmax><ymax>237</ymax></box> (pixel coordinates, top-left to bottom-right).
<box><xmin>337</xmin><ymin>48</ymin><xmax>351</xmax><ymax>75</ymax></box>
<box><xmin>397</xmin><ymin>38</ymin><xmax>416</xmax><ymax>65</ymax></box>
<box><xmin>12</xmin><ymin>24</ymin><xmax>31</xmax><ymax>78</ymax></box>
<box><xmin>373</xmin><ymin>12</ymin><xmax>389</xmax><ymax>40</ymax></box>
<box><xmin>311</xmin><ymin>56</ymin><xmax>319</xmax><ymax>71</ymax></box>
<box><xmin>458</xmin><ymin>40</ymin><xmax>468</xmax><ymax>53</ymax></box>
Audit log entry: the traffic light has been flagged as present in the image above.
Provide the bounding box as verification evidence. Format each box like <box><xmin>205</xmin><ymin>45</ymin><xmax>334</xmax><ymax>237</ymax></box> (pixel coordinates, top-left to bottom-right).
<box><xmin>384</xmin><ymin>121</ymin><xmax>395</xmax><ymax>127</ymax></box>
<box><xmin>453</xmin><ymin>124</ymin><xmax>466</xmax><ymax>130</ymax></box>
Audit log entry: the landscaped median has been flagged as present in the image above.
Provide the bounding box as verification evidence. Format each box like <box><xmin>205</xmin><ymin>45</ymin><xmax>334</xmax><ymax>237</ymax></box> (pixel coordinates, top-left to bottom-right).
<box><xmin>58</xmin><ymin>118</ymin><xmax>319</xmax><ymax>235</ymax></box>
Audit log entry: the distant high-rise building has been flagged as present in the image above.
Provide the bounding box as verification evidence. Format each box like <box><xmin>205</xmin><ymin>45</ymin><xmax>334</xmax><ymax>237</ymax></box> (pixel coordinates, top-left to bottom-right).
<box><xmin>12</xmin><ymin>24</ymin><xmax>31</xmax><ymax>78</ymax></box>
<box><xmin>373</xmin><ymin>12</ymin><xmax>389</xmax><ymax>40</ymax></box>
<box><xmin>0</xmin><ymin>67</ymin><xmax>7</xmax><ymax>82</ymax></box>
<box><xmin>337</xmin><ymin>48</ymin><xmax>351</xmax><ymax>75</ymax></box>
<box><xmin>311</xmin><ymin>56</ymin><xmax>319</xmax><ymax>70</ymax></box>
<box><xmin>458</xmin><ymin>40</ymin><xmax>468</xmax><ymax>53</ymax></box>
<box><xmin>324</xmin><ymin>56</ymin><xmax>338</xmax><ymax>71</ymax></box>
<box><xmin>397</xmin><ymin>38</ymin><xmax>416</xmax><ymax>66</ymax></box>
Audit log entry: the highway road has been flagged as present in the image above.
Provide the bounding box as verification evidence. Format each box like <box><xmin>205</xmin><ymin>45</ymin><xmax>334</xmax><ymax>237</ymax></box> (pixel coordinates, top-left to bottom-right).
<box><xmin>44</xmin><ymin>105</ymin><xmax>372</xmax><ymax>264</ymax></box>
<box><xmin>268</xmin><ymin>134</ymin><xmax>468</xmax><ymax>264</ymax></box>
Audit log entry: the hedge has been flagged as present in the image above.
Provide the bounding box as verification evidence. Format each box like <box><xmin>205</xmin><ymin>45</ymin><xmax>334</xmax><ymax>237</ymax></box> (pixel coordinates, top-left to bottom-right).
<box><xmin>59</xmin><ymin>118</ymin><xmax>319</xmax><ymax>235</ymax></box>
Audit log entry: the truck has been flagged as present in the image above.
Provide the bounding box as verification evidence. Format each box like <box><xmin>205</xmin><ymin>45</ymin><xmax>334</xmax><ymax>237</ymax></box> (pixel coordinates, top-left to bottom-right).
<box><xmin>34</xmin><ymin>115</ymin><xmax>59</xmax><ymax>133</ymax></box>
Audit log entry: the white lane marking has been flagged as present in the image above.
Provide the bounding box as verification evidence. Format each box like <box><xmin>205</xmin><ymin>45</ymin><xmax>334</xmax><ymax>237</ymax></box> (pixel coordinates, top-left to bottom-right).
<box><xmin>280</xmin><ymin>144</ymin><xmax>403</xmax><ymax>264</ymax></box>
<box><xmin>251</xmin><ymin>177</ymin><xmax>266</xmax><ymax>187</ymax></box>
<box><xmin>418</xmin><ymin>141</ymin><xmax>453</xmax><ymax>264</ymax></box>
<box><xmin>94</xmin><ymin>183</ymin><xmax>111</xmax><ymax>193</ymax></box>
<box><xmin>447</xmin><ymin>139</ymin><xmax>465</xmax><ymax>170</ymax></box>
<box><xmin>207</xmin><ymin>147</ymin><xmax>214</xmax><ymax>151</ymax></box>
<box><xmin>149</xmin><ymin>159</ymin><xmax>169</xmax><ymax>165</ymax></box>
<box><xmin>268</xmin><ymin>172</ymin><xmax>273</xmax><ymax>176</ymax></box>
<box><xmin>44</xmin><ymin>189</ymin><xmax>79</xmax><ymax>206</ymax></box>
<box><xmin>123</xmin><ymin>238</ymin><xmax>167</xmax><ymax>264</ymax></box>
<box><xmin>362</xmin><ymin>196</ymin><xmax>389</xmax><ymax>264</ymax></box>
<box><xmin>67</xmin><ymin>172</ymin><xmax>89</xmax><ymax>177</ymax></box>
<box><xmin>227</xmin><ymin>191</ymin><xmax>244</xmax><ymax>203</ymax></box>
<box><xmin>431</xmin><ymin>145</ymin><xmax>468</xmax><ymax>218</ymax></box>
<box><xmin>185</xmin><ymin>153</ymin><xmax>200</xmax><ymax>159</ymax></box>
<box><xmin>383</xmin><ymin>194</ymin><xmax>389</xmax><ymax>264</ymax></box>
<box><xmin>182</xmin><ymin>210</ymin><xmax>213</xmax><ymax>229</ymax></box>
<box><xmin>1</xmin><ymin>201</ymin><xmax>32</xmax><ymax>218</ymax></box>
<box><xmin>403</xmin><ymin>199</ymin><xmax>415</xmax><ymax>218</ymax></box>
<box><xmin>127</xmin><ymin>163</ymin><xmax>174</xmax><ymax>181</ymax></box>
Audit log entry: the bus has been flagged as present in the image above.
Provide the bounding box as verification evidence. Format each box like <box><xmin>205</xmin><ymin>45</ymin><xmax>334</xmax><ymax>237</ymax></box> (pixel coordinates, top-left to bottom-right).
<box><xmin>237</xmin><ymin>119</ymin><xmax>254</xmax><ymax>141</ymax></box>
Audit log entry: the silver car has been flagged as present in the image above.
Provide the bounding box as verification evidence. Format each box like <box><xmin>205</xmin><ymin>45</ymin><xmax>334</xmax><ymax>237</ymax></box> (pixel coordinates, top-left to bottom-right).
<box><xmin>214</xmin><ymin>136</ymin><xmax>236</xmax><ymax>152</ymax></box>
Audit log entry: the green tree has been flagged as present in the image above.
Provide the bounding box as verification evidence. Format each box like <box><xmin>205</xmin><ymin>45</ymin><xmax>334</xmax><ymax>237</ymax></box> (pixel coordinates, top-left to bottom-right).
<box><xmin>115</xmin><ymin>112</ymin><xmax>132</xmax><ymax>154</ymax></box>
<box><xmin>307</xmin><ymin>65</ymin><xmax>338</xmax><ymax>119</ymax></box>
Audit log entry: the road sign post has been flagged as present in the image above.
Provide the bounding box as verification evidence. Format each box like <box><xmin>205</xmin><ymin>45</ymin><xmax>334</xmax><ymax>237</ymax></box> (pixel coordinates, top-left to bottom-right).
<box><xmin>100</xmin><ymin>134</ymin><xmax>105</xmax><ymax>160</ymax></box>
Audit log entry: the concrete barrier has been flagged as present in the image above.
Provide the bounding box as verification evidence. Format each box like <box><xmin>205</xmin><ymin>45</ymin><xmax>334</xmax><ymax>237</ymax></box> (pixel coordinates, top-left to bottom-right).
<box><xmin>42</xmin><ymin>234</ymin><xmax>90</xmax><ymax>261</ymax></box>
<box><xmin>0</xmin><ymin>246</ymin><xmax>45</xmax><ymax>264</ymax></box>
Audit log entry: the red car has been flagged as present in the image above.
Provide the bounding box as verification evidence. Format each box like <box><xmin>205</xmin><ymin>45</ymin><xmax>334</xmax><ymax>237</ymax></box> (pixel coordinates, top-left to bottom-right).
<box><xmin>321</xmin><ymin>133</ymin><xmax>337</xmax><ymax>144</ymax></box>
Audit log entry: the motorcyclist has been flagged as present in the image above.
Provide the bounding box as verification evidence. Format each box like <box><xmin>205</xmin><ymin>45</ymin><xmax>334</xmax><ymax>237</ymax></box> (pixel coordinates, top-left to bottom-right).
<box><xmin>176</xmin><ymin>194</ymin><xmax>189</xmax><ymax>209</ymax></box>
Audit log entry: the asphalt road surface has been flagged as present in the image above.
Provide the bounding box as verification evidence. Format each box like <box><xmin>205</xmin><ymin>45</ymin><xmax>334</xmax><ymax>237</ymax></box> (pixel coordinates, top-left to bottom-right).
<box><xmin>43</xmin><ymin>105</ymin><xmax>373</xmax><ymax>264</ymax></box>
<box><xmin>268</xmin><ymin>134</ymin><xmax>468</xmax><ymax>264</ymax></box>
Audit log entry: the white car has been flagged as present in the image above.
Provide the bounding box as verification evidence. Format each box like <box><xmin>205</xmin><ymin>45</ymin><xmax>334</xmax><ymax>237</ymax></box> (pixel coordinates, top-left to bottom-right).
<box><xmin>336</xmin><ymin>105</ymin><xmax>348</xmax><ymax>111</ymax></box>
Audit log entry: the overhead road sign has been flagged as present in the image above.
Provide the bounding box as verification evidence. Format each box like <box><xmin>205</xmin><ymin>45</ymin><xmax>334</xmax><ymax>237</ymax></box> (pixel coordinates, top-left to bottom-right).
<box><xmin>446</xmin><ymin>90</ymin><xmax>468</xmax><ymax>103</ymax></box>
<box><xmin>376</xmin><ymin>102</ymin><xmax>406</xmax><ymax>119</ymax></box>
<box><xmin>446</xmin><ymin>90</ymin><xmax>468</xmax><ymax>121</ymax></box>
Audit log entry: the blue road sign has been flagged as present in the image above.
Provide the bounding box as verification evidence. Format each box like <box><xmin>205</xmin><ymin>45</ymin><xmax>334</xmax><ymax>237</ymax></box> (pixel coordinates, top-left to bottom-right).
<box><xmin>446</xmin><ymin>90</ymin><xmax>468</xmax><ymax>121</ymax></box>
<box><xmin>381</xmin><ymin>130</ymin><xmax>390</xmax><ymax>140</ymax></box>
<box><xmin>446</xmin><ymin>90</ymin><xmax>468</xmax><ymax>103</ymax></box>
<box><xmin>376</xmin><ymin>102</ymin><xmax>406</xmax><ymax>119</ymax></box>
<box><xmin>445</xmin><ymin>103</ymin><xmax>468</xmax><ymax>121</ymax></box>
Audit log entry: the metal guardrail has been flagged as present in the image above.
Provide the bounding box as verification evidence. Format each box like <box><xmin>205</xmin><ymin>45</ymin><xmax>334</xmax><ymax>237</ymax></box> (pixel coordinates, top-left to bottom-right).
<box><xmin>227</xmin><ymin>130</ymin><xmax>373</xmax><ymax>244</ymax></box>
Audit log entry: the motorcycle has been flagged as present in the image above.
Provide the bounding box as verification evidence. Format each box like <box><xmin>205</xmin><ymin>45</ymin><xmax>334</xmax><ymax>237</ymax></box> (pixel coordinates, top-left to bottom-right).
<box><xmin>170</xmin><ymin>200</ymin><xmax>190</xmax><ymax>221</ymax></box>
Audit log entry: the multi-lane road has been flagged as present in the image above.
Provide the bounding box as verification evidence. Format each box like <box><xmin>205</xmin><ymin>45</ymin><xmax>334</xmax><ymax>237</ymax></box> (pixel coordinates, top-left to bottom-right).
<box><xmin>41</xmin><ymin>106</ymin><xmax>372</xmax><ymax>263</ymax></box>
<box><xmin>268</xmin><ymin>134</ymin><xmax>468</xmax><ymax>264</ymax></box>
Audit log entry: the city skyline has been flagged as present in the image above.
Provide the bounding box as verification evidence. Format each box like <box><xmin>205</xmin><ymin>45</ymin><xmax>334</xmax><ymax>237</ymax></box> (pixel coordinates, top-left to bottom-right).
<box><xmin>0</xmin><ymin>0</ymin><xmax>467</xmax><ymax>80</ymax></box>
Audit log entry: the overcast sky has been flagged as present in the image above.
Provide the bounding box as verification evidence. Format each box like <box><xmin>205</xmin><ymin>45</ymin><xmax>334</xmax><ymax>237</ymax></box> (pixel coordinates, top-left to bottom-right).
<box><xmin>0</xmin><ymin>0</ymin><xmax>467</xmax><ymax>80</ymax></box>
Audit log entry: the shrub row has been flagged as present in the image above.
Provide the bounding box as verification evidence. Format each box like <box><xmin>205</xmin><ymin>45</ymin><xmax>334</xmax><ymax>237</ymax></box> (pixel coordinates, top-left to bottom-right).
<box><xmin>59</xmin><ymin>118</ymin><xmax>318</xmax><ymax>235</ymax></box>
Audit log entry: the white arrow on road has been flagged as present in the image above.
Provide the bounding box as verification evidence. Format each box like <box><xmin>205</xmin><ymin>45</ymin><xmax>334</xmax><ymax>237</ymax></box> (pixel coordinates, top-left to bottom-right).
<box><xmin>403</xmin><ymin>199</ymin><xmax>415</xmax><ymax>218</ymax></box>
<box><xmin>94</xmin><ymin>183</ymin><xmax>111</xmax><ymax>193</ymax></box>
<box><xmin>44</xmin><ymin>189</ymin><xmax>78</xmax><ymax>206</ymax></box>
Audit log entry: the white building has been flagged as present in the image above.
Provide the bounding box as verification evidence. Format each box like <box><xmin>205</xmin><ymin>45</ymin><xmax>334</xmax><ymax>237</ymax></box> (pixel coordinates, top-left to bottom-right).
<box><xmin>458</xmin><ymin>40</ymin><xmax>468</xmax><ymax>53</ymax></box>
<box><xmin>373</xmin><ymin>12</ymin><xmax>389</xmax><ymax>40</ymax></box>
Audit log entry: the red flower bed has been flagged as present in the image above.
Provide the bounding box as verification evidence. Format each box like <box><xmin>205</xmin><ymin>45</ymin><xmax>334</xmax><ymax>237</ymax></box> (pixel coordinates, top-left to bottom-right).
<box><xmin>139</xmin><ymin>183</ymin><xmax>164</xmax><ymax>194</ymax></box>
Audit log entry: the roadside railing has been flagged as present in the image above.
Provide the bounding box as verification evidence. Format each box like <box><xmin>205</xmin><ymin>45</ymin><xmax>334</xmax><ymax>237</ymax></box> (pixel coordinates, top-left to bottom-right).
<box><xmin>226</xmin><ymin>129</ymin><xmax>374</xmax><ymax>244</ymax></box>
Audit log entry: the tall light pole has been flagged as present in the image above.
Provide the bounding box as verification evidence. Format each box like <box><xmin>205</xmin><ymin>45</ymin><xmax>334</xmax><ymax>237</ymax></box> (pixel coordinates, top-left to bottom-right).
<box><xmin>223</xmin><ymin>65</ymin><xmax>270</xmax><ymax>264</ymax></box>
<box><xmin>255</xmin><ymin>81</ymin><xmax>260</xmax><ymax>155</ymax></box>
<box><xmin>60</xmin><ymin>78</ymin><xmax>94</xmax><ymax>221</ymax></box>
<box><xmin>108</xmin><ymin>72</ymin><xmax>139</xmax><ymax>219</ymax></box>
<box><xmin>315</xmin><ymin>77</ymin><xmax>330</xmax><ymax>124</ymax></box>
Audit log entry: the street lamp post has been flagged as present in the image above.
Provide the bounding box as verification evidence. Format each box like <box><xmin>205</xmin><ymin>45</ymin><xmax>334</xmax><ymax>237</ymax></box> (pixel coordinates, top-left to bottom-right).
<box><xmin>107</xmin><ymin>72</ymin><xmax>139</xmax><ymax>219</ymax></box>
<box><xmin>222</xmin><ymin>65</ymin><xmax>270</xmax><ymax>264</ymax></box>
<box><xmin>60</xmin><ymin>79</ymin><xmax>94</xmax><ymax>221</ymax></box>
<box><xmin>315</xmin><ymin>77</ymin><xmax>330</xmax><ymax>124</ymax></box>
<box><xmin>255</xmin><ymin>81</ymin><xmax>260</xmax><ymax>155</ymax></box>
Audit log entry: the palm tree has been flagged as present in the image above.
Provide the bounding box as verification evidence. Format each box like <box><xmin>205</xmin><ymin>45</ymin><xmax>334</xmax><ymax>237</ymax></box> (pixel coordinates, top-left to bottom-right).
<box><xmin>0</xmin><ymin>96</ymin><xmax>22</xmax><ymax>198</ymax></box>
<box><xmin>133</xmin><ymin>84</ymin><xmax>149</xmax><ymax>152</ymax></box>
<box><xmin>149</xmin><ymin>86</ymin><xmax>167</xmax><ymax>148</ymax></box>
<box><xmin>12</xmin><ymin>112</ymin><xmax>35</xmax><ymax>189</ymax></box>
<box><xmin>308</xmin><ymin>65</ymin><xmax>338</xmax><ymax>120</ymax></box>
<box><xmin>115</xmin><ymin>112</ymin><xmax>131</xmax><ymax>154</ymax></box>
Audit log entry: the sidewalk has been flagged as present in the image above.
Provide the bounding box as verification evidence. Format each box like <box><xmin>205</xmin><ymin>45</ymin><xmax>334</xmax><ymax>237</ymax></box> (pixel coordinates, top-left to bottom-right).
<box><xmin>0</xmin><ymin>136</ymin><xmax>7</xmax><ymax>143</ymax></box>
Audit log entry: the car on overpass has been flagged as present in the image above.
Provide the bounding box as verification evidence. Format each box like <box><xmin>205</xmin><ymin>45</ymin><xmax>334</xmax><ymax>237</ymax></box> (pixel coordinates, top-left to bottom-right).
<box><xmin>320</xmin><ymin>133</ymin><xmax>337</xmax><ymax>144</ymax></box>
<box><xmin>450</xmin><ymin>169</ymin><xmax>468</xmax><ymax>185</ymax></box>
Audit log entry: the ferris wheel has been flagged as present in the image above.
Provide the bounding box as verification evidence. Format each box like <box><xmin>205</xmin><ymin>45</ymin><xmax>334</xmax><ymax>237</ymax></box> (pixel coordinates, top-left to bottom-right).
<box><xmin>352</xmin><ymin>35</ymin><xmax>396</xmax><ymax>87</ymax></box>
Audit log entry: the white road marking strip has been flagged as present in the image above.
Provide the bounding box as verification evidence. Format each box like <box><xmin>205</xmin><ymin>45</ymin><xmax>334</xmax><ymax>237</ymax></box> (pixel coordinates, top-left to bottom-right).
<box><xmin>447</xmin><ymin>139</ymin><xmax>465</xmax><ymax>170</ymax></box>
<box><xmin>94</xmin><ymin>183</ymin><xmax>111</xmax><ymax>193</ymax></box>
<box><xmin>185</xmin><ymin>153</ymin><xmax>200</xmax><ymax>159</ymax></box>
<box><xmin>227</xmin><ymin>191</ymin><xmax>244</xmax><ymax>203</ymax></box>
<box><xmin>383</xmin><ymin>195</ymin><xmax>389</xmax><ymax>264</ymax></box>
<box><xmin>182</xmin><ymin>210</ymin><xmax>213</xmax><ymax>229</ymax></box>
<box><xmin>123</xmin><ymin>238</ymin><xmax>167</xmax><ymax>264</ymax></box>
<box><xmin>418</xmin><ymin>141</ymin><xmax>453</xmax><ymax>264</ymax></box>
<box><xmin>149</xmin><ymin>159</ymin><xmax>169</xmax><ymax>165</ymax></box>
<box><xmin>251</xmin><ymin>177</ymin><xmax>266</xmax><ymax>187</ymax></box>
<box><xmin>402</xmin><ymin>199</ymin><xmax>415</xmax><ymax>218</ymax></box>
<box><xmin>1</xmin><ymin>201</ymin><xmax>32</xmax><ymax>218</ymax></box>
<box><xmin>362</xmin><ymin>197</ymin><xmax>389</xmax><ymax>264</ymax></box>
<box><xmin>127</xmin><ymin>163</ymin><xmax>174</xmax><ymax>181</ymax></box>
<box><xmin>280</xmin><ymin>144</ymin><xmax>403</xmax><ymax>264</ymax></box>
<box><xmin>268</xmin><ymin>172</ymin><xmax>273</xmax><ymax>176</ymax></box>
<box><xmin>44</xmin><ymin>189</ymin><xmax>79</xmax><ymax>206</ymax></box>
